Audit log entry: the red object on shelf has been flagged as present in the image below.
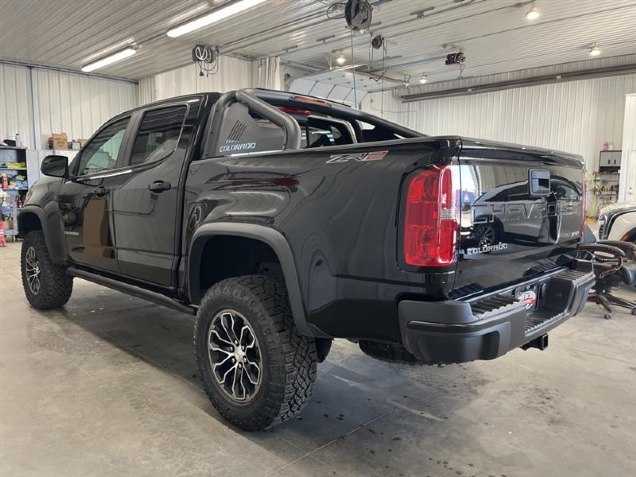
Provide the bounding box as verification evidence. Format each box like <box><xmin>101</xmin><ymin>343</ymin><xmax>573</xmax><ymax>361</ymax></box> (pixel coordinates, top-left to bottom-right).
<box><xmin>0</xmin><ymin>221</ymin><xmax>6</xmax><ymax>247</ymax></box>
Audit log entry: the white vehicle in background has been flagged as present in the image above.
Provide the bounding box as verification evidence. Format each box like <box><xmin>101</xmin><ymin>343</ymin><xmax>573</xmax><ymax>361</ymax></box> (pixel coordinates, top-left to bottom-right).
<box><xmin>597</xmin><ymin>202</ymin><xmax>636</xmax><ymax>243</ymax></box>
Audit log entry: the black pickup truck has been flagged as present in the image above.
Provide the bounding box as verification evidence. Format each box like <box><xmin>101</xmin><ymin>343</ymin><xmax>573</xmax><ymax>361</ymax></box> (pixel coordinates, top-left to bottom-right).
<box><xmin>19</xmin><ymin>89</ymin><xmax>594</xmax><ymax>431</ymax></box>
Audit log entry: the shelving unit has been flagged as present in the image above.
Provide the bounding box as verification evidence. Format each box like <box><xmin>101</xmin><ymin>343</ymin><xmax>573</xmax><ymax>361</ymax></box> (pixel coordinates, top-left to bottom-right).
<box><xmin>0</xmin><ymin>147</ymin><xmax>29</xmax><ymax>240</ymax></box>
<box><xmin>590</xmin><ymin>150</ymin><xmax>622</xmax><ymax>218</ymax></box>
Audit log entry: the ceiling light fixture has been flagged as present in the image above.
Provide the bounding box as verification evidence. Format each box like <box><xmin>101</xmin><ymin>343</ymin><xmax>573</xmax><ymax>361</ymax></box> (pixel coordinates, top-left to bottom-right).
<box><xmin>525</xmin><ymin>4</ymin><xmax>541</xmax><ymax>20</ymax></box>
<box><xmin>167</xmin><ymin>0</ymin><xmax>266</xmax><ymax>38</ymax></box>
<box><xmin>338</xmin><ymin>64</ymin><xmax>364</xmax><ymax>71</ymax></box>
<box><xmin>419</xmin><ymin>74</ymin><xmax>428</xmax><ymax>84</ymax></box>
<box><xmin>589</xmin><ymin>44</ymin><xmax>602</xmax><ymax>56</ymax></box>
<box><xmin>336</xmin><ymin>52</ymin><xmax>346</xmax><ymax>65</ymax></box>
<box><xmin>81</xmin><ymin>48</ymin><xmax>136</xmax><ymax>72</ymax></box>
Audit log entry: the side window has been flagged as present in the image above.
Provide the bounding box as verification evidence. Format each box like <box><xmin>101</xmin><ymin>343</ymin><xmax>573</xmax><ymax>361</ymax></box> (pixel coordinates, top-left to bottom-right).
<box><xmin>551</xmin><ymin>179</ymin><xmax>580</xmax><ymax>200</ymax></box>
<box><xmin>486</xmin><ymin>183</ymin><xmax>529</xmax><ymax>202</ymax></box>
<box><xmin>77</xmin><ymin>118</ymin><xmax>129</xmax><ymax>176</ymax></box>
<box><xmin>486</xmin><ymin>187</ymin><xmax>512</xmax><ymax>202</ymax></box>
<box><xmin>507</xmin><ymin>184</ymin><xmax>531</xmax><ymax>201</ymax></box>
<box><xmin>130</xmin><ymin>106</ymin><xmax>187</xmax><ymax>166</ymax></box>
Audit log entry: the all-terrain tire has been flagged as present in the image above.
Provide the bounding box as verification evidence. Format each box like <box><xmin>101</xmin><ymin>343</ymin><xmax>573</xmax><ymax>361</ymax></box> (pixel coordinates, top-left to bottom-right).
<box><xmin>194</xmin><ymin>275</ymin><xmax>317</xmax><ymax>431</ymax></box>
<box><xmin>21</xmin><ymin>230</ymin><xmax>73</xmax><ymax>309</ymax></box>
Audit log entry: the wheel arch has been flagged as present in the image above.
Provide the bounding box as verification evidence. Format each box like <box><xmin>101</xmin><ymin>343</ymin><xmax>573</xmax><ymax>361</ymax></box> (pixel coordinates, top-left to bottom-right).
<box><xmin>188</xmin><ymin>223</ymin><xmax>316</xmax><ymax>336</ymax></box>
<box><xmin>18</xmin><ymin>208</ymin><xmax>44</xmax><ymax>236</ymax></box>
<box><xmin>620</xmin><ymin>226</ymin><xmax>636</xmax><ymax>243</ymax></box>
<box><xmin>18</xmin><ymin>206</ymin><xmax>67</xmax><ymax>263</ymax></box>
<box><xmin>473</xmin><ymin>214</ymin><xmax>504</xmax><ymax>229</ymax></box>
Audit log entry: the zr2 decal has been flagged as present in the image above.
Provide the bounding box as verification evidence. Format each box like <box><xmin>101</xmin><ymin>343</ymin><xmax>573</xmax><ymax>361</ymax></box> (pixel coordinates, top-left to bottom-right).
<box><xmin>327</xmin><ymin>150</ymin><xmax>388</xmax><ymax>163</ymax></box>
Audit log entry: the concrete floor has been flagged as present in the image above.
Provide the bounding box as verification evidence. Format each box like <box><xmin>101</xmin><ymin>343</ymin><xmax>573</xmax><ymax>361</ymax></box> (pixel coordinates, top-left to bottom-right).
<box><xmin>1</xmin><ymin>242</ymin><xmax>635</xmax><ymax>477</ymax></box>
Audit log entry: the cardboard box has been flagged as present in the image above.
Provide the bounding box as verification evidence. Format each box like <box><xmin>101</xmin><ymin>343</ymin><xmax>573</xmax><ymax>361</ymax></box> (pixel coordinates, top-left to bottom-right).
<box><xmin>52</xmin><ymin>133</ymin><xmax>68</xmax><ymax>149</ymax></box>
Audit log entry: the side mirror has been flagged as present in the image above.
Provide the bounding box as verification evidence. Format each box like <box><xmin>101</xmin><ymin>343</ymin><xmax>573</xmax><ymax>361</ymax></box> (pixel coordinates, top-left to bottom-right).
<box><xmin>41</xmin><ymin>155</ymin><xmax>69</xmax><ymax>178</ymax></box>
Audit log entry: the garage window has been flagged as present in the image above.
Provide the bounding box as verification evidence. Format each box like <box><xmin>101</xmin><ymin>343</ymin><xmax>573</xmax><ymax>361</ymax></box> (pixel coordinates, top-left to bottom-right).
<box><xmin>130</xmin><ymin>106</ymin><xmax>187</xmax><ymax>166</ymax></box>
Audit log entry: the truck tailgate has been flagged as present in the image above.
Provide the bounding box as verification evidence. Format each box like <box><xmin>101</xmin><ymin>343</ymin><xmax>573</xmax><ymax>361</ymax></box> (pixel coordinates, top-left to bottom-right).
<box><xmin>454</xmin><ymin>139</ymin><xmax>585</xmax><ymax>294</ymax></box>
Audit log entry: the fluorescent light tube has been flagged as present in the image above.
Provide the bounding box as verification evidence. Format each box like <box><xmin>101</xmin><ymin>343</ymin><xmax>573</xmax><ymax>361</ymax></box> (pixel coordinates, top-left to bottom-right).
<box><xmin>81</xmin><ymin>48</ymin><xmax>136</xmax><ymax>72</ymax></box>
<box><xmin>167</xmin><ymin>0</ymin><xmax>267</xmax><ymax>38</ymax></box>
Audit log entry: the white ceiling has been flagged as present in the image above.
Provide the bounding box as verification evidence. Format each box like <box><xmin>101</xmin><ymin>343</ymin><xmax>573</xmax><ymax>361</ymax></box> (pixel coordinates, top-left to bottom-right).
<box><xmin>1</xmin><ymin>0</ymin><xmax>635</xmax><ymax>90</ymax></box>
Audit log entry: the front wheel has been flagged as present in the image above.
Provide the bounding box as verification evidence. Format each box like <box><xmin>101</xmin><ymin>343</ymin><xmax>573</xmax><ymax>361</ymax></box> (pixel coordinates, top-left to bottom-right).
<box><xmin>194</xmin><ymin>276</ymin><xmax>317</xmax><ymax>431</ymax></box>
<box><xmin>21</xmin><ymin>230</ymin><xmax>73</xmax><ymax>309</ymax></box>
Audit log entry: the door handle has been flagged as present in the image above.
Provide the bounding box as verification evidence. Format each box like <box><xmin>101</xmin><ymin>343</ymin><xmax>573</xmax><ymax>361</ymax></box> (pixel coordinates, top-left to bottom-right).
<box><xmin>148</xmin><ymin>180</ymin><xmax>171</xmax><ymax>193</ymax></box>
<box><xmin>93</xmin><ymin>186</ymin><xmax>109</xmax><ymax>197</ymax></box>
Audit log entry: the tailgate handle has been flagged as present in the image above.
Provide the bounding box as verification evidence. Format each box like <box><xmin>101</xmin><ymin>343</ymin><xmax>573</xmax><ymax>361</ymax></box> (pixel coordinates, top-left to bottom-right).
<box><xmin>529</xmin><ymin>169</ymin><xmax>550</xmax><ymax>196</ymax></box>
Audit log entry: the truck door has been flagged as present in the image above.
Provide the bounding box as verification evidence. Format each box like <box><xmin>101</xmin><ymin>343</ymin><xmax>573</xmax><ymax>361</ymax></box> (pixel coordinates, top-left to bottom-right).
<box><xmin>58</xmin><ymin>116</ymin><xmax>131</xmax><ymax>273</ymax></box>
<box><xmin>111</xmin><ymin>101</ymin><xmax>199</xmax><ymax>288</ymax></box>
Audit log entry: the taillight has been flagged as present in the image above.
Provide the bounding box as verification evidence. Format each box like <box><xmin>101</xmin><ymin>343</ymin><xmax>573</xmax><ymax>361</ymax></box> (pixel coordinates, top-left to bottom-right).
<box><xmin>278</xmin><ymin>106</ymin><xmax>312</xmax><ymax>116</ymax></box>
<box><xmin>403</xmin><ymin>166</ymin><xmax>458</xmax><ymax>267</ymax></box>
<box><xmin>291</xmin><ymin>96</ymin><xmax>331</xmax><ymax>107</ymax></box>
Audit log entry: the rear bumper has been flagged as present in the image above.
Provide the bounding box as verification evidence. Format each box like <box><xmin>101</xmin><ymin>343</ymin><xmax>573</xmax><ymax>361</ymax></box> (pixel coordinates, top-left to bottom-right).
<box><xmin>398</xmin><ymin>264</ymin><xmax>595</xmax><ymax>363</ymax></box>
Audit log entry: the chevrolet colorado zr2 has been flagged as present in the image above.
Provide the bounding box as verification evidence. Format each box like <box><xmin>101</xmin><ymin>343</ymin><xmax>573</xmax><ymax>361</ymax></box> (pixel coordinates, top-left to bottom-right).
<box><xmin>19</xmin><ymin>89</ymin><xmax>594</xmax><ymax>431</ymax></box>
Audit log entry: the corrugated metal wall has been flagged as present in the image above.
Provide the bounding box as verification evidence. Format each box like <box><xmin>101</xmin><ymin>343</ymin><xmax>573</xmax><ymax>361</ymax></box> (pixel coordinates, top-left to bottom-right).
<box><xmin>362</xmin><ymin>73</ymin><xmax>636</xmax><ymax>174</ymax></box>
<box><xmin>139</xmin><ymin>56</ymin><xmax>254</xmax><ymax>105</ymax></box>
<box><xmin>0</xmin><ymin>62</ymin><xmax>138</xmax><ymax>149</ymax></box>
<box><xmin>2</xmin><ymin>55</ymin><xmax>275</xmax><ymax>150</ymax></box>
<box><xmin>619</xmin><ymin>94</ymin><xmax>636</xmax><ymax>201</ymax></box>
<box><xmin>0</xmin><ymin>63</ymin><xmax>32</xmax><ymax>147</ymax></box>
<box><xmin>33</xmin><ymin>69</ymin><xmax>137</xmax><ymax>149</ymax></box>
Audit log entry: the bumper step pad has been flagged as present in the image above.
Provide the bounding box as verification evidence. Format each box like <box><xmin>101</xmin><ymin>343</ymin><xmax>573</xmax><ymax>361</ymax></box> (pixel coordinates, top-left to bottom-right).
<box><xmin>470</xmin><ymin>295</ymin><xmax>522</xmax><ymax>319</ymax></box>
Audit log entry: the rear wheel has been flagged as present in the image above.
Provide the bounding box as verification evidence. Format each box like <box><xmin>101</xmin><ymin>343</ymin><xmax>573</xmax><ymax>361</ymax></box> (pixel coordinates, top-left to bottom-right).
<box><xmin>194</xmin><ymin>275</ymin><xmax>317</xmax><ymax>431</ymax></box>
<box><xmin>474</xmin><ymin>222</ymin><xmax>501</xmax><ymax>246</ymax></box>
<box><xmin>21</xmin><ymin>230</ymin><xmax>73</xmax><ymax>309</ymax></box>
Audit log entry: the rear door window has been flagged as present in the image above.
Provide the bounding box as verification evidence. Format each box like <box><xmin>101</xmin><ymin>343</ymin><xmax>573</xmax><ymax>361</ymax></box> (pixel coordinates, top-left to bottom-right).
<box><xmin>130</xmin><ymin>106</ymin><xmax>187</xmax><ymax>166</ymax></box>
<box><xmin>551</xmin><ymin>178</ymin><xmax>580</xmax><ymax>200</ymax></box>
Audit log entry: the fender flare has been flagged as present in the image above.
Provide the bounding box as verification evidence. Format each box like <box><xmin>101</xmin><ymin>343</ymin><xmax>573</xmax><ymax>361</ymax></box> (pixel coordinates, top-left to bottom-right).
<box><xmin>17</xmin><ymin>205</ymin><xmax>67</xmax><ymax>264</ymax></box>
<box><xmin>620</xmin><ymin>226</ymin><xmax>636</xmax><ymax>243</ymax></box>
<box><xmin>188</xmin><ymin>223</ymin><xmax>318</xmax><ymax>337</ymax></box>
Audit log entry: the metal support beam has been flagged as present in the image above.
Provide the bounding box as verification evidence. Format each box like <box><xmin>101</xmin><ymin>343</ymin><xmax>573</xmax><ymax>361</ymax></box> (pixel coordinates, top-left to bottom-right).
<box><xmin>401</xmin><ymin>64</ymin><xmax>636</xmax><ymax>103</ymax></box>
<box><xmin>0</xmin><ymin>58</ymin><xmax>138</xmax><ymax>85</ymax></box>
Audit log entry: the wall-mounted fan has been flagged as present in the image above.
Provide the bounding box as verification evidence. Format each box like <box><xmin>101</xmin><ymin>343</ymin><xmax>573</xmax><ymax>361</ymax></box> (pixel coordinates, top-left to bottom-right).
<box><xmin>345</xmin><ymin>0</ymin><xmax>372</xmax><ymax>31</ymax></box>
